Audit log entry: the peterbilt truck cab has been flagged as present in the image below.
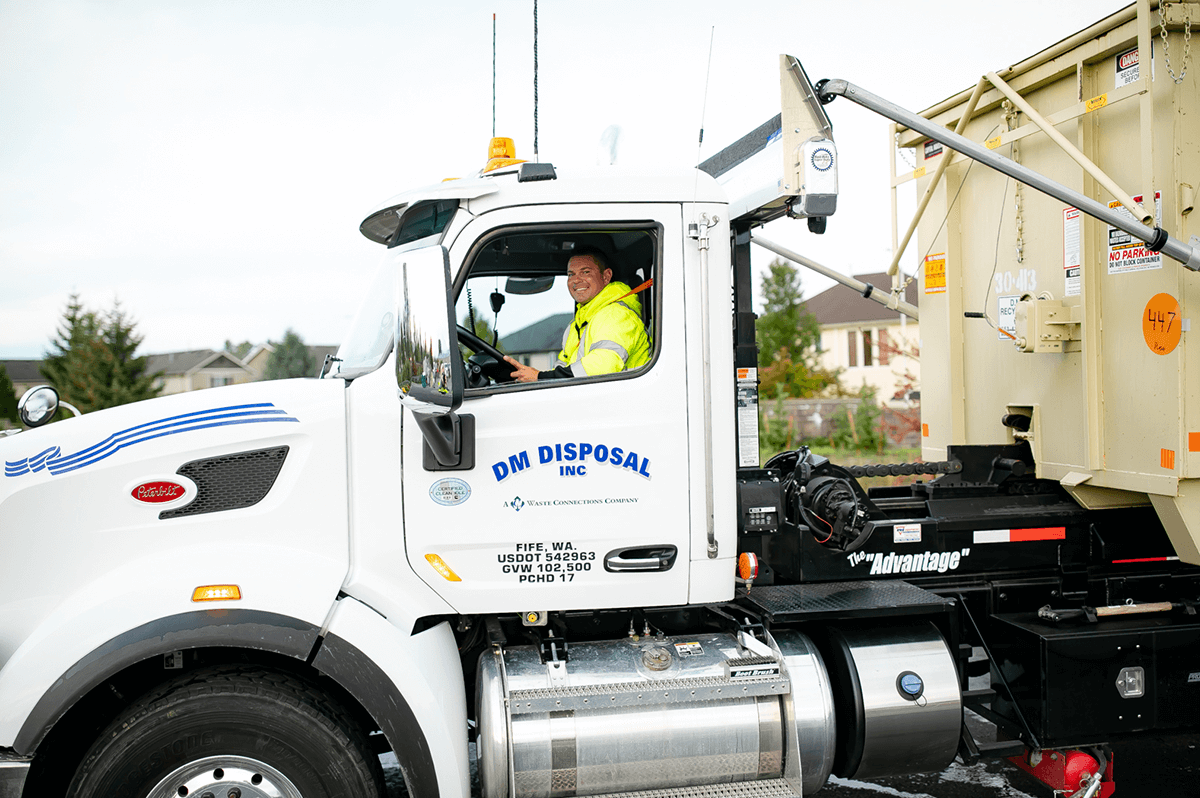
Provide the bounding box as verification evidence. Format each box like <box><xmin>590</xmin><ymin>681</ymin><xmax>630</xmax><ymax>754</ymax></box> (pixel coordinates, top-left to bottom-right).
<box><xmin>2</xmin><ymin>45</ymin><xmax>1197</xmax><ymax>798</ymax></box>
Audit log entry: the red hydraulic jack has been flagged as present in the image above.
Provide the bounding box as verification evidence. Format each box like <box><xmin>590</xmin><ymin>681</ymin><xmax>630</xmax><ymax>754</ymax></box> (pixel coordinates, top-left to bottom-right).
<box><xmin>1008</xmin><ymin>748</ymin><xmax>1115</xmax><ymax>797</ymax></box>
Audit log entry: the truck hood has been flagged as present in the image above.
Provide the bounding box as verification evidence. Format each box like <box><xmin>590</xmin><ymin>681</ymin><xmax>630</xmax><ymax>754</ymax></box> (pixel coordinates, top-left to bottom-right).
<box><xmin>0</xmin><ymin>378</ymin><xmax>342</xmax><ymax>494</ymax></box>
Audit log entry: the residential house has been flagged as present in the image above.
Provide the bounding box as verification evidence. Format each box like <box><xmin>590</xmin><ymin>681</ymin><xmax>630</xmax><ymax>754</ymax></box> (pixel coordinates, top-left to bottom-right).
<box><xmin>499</xmin><ymin>313</ymin><xmax>573</xmax><ymax>370</ymax></box>
<box><xmin>1</xmin><ymin>360</ymin><xmax>46</xmax><ymax>403</ymax></box>
<box><xmin>145</xmin><ymin>350</ymin><xmax>257</xmax><ymax>395</ymax></box>
<box><xmin>804</xmin><ymin>272</ymin><xmax>920</xmax><ymax>407</ymax></box>
<box><xmin>243</xmin><ymin>343</ymin><xmax>341</xmax><ymax>379</ymax></box>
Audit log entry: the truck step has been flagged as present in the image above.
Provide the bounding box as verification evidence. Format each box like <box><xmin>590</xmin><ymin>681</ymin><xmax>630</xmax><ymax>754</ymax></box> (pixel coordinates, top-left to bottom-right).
<box><xmin>585</xmin><ymin>778</ymin><xmax>801</xmax><ymax>798</ymax></box>
<box><xmin>739</xmin><ymin>580</ymin><xmax>953</xmax><ymax>622</ymax></box>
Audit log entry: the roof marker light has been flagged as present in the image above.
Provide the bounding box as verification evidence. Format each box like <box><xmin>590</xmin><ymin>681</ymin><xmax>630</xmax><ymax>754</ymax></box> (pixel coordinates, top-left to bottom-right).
<box><xmin>426</xmin><ymin>553</ymin><xmax>462</xmax><ymax>582</ymax></box>
<box><xmin>192</xmin><ymin>584</ymin><xmax>241</xmax><ymax>602</ymax></box>
<box><xmin>482</xmin><ymin>136</ymin><xmax>527</xmax><ymax>174</ymax></box>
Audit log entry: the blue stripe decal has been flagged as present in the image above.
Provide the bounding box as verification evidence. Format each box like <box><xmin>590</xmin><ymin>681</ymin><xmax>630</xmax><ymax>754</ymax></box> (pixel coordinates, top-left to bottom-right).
<box><xmin>4</xmin><ymin>403</ymin><xmax>299</xmax><ymax>478</ymax></box>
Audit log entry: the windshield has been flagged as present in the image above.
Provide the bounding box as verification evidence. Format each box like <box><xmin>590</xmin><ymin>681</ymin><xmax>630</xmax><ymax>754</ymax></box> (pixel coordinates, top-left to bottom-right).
<box><xmin>333</xmin><ymin>200</ymin><xmax>461</xmax><ymax>380</ymax></box>
<box><xmin>332</xmin><ymin>256</ymin><xmax>396</xmax><ymax>379</ymax></box>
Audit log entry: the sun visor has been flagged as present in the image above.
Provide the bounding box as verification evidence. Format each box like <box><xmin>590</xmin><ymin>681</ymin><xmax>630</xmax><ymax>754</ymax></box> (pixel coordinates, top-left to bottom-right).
<box><xmin>359</xmin><ymin>180</ymin><xmax>499</xmax><ymax>244</ymax></box>
<box><xmin>699</xmin><ymin>55</ymin><xmax>837</xmax><ymax>226</ymax></box>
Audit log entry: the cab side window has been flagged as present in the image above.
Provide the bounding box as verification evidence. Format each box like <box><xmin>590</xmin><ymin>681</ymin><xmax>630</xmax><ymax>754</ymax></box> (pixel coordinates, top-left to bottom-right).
<box><xmin>454</xmin><ymin>227</ymin><xmax>658</xmax><ymax>391</ymax></box>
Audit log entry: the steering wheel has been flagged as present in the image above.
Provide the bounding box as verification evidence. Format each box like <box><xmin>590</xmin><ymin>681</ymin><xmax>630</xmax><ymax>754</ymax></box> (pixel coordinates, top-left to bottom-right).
<box><xmin>457</xmin><ymin>325</ymin><xmax>516</xmax><ymax>383</ymax></box>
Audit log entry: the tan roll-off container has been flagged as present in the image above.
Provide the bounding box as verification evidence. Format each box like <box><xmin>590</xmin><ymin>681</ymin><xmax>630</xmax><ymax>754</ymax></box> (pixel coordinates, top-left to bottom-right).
<box><xmin>894</xmin><ymin>1</ymin><xmax>1200</xmax><ymax>563</ymax></box>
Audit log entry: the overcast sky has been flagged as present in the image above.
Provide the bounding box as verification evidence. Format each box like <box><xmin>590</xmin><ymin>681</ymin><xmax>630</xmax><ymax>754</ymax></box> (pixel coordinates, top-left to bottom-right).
<box><xmin>1</xmin><ymin>0</ymin><xmax>1133</xmax><ymax>358</ymax></box>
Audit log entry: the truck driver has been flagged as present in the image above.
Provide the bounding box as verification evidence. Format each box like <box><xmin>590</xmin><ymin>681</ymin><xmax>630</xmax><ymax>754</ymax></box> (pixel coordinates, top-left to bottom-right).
<box><xmin>504</xmin><ymin>249</ymin><xmax>650</xmax><ymax>382</ymax></box>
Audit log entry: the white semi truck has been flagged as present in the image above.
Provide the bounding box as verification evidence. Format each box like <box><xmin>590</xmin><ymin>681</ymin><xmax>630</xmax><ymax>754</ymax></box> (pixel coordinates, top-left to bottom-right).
<box><xmin>3</xmin><ymin>10</ymin><xmax>1199</xmax><ymax>797</ymax></box>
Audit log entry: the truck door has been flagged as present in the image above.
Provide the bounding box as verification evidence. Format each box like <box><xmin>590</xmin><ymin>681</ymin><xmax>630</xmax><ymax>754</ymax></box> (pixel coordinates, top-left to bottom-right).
<box><xmin>401</xmin><ymin>204</ymin><xmax>691</xmax><ymax>613</ymax></box>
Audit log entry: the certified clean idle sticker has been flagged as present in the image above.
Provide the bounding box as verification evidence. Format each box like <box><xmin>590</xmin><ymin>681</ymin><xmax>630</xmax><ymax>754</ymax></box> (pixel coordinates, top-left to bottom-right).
<box><xmin>430</xmin><ymin>478</ymin><xmax>471</xmax><ymax>506</ymax></box>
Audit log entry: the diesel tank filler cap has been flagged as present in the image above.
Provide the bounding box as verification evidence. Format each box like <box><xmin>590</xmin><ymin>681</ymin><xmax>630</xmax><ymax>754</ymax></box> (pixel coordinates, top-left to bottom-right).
<box><xmin>896</xmin><ymin>670</ymin><xmax>925</xmax><ymax>701</ymax></box>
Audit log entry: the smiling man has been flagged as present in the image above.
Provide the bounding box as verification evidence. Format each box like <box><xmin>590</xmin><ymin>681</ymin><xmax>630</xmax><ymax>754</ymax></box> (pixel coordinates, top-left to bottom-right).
<box><xmin>505</xmin><ymin>249</ymin><xmax>651</xmax><ymax>382</ymax></box>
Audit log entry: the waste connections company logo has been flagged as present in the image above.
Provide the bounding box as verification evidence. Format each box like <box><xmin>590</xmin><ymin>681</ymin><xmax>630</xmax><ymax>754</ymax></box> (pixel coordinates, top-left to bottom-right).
<box><xmin>503</xmin><ymin>495</ymin><xmax>641</xmax><ymax>512</ymax></box>
<box><xmin>846</xmin><ymin>548</ymin><xmax>971</xmax><ymax>575</ymax></box>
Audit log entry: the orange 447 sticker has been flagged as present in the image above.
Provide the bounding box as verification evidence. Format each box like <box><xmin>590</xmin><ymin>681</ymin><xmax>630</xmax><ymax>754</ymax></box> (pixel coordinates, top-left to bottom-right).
<box><xmin>1143</xmin><ymin>293</ymin><xmax>1181</xmax><ymax>355</ymax></box>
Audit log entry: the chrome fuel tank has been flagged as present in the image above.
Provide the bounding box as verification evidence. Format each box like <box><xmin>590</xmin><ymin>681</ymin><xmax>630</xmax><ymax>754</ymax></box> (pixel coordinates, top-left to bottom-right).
<box><xmin>820</xmin><ymin>621</ymin><xmax>961</xmax><ymax>780</ymax></box>
<box><xmin>477</xmin><ymin>631</ymin><xmax>835</xmax><ymax>798</ymax></box>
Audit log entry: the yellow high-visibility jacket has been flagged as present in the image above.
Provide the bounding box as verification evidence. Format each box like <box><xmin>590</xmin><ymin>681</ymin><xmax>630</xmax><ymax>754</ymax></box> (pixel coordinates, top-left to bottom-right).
<box><xmin>554</xmin><ymin>281</ymin><xmax>651</xmax><ymax>377</ymax></box>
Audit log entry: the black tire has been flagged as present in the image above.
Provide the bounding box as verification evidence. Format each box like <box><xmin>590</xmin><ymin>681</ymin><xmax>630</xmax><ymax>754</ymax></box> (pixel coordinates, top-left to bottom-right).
<box><xmin>66</xmin><ymin>665</ymin><xmax>385</xmax><ymax>798</ymax></box>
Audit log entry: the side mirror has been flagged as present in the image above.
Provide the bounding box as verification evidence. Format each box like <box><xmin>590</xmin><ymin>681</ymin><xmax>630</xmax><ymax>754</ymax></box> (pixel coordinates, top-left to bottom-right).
<box><xmin>394</xmin><ymin>245</ymin><xmax>467</xmax><ymax>467</ymax></box>
<box><xmin>18</xmin><ymin>385</ymin><xmax>81</xmax><ymax>428</ymax></box>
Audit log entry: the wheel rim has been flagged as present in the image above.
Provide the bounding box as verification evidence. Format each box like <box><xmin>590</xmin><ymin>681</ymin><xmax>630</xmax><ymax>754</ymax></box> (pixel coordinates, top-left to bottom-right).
<box><xmin>147</xmin><ymin>754</ymin><xmax>303</xmax><ymax>798</ymax></box>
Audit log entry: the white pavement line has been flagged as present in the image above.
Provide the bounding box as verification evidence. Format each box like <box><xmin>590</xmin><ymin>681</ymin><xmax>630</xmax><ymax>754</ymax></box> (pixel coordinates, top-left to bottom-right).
<box><xmin>826</xmin><ymin>776</ymin><xmax>935</xmax><ymax>798</ymax></box>
<box><xmin>938</xmin><ymin>761</ymin><xmax>1038</xmax><ymax>798</ymax></box>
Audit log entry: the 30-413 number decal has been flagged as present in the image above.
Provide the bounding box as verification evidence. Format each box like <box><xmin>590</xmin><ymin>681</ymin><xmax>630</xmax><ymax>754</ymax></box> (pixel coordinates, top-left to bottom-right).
<box><xmin>994</xmin><ymin>269</ymin><xmax>1038</xmax><ymax>295</ymax></box>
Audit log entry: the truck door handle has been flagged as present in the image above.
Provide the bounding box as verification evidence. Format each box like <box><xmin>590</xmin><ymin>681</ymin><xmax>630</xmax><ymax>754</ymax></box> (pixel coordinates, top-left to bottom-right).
<box><xmin>603</xmin><ymin>546</ymin><xmax>677</xmax><ymax>572</ymax></box>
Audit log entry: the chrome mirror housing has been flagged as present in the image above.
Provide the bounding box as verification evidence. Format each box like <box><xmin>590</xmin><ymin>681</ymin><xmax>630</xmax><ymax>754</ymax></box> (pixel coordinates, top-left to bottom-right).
<box><xmin>18</xmin><ymin>385</ymin><xmax>62</xmax><ymax>428</ymax></box>
<box><xmin>394</xmin><ymin>245</ymin><xmax>466</xmax><ymax>467</ymax></box>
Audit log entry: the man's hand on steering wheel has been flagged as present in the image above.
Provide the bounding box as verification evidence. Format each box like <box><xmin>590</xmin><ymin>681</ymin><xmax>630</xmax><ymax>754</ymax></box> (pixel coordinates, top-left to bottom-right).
<box><xmin>503</xmin><ymin>356</ymin><xmax>540</xmax><ymax>382</ymax></box>
<box><xmin>456</xmin><ymin>325</ymin><xmax>516</xmax><ymax>383</ymax></box>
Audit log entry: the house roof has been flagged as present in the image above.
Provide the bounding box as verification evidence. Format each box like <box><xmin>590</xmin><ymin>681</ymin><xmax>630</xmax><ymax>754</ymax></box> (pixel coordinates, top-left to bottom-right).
<box><xmin>500</xmin><ymin>313</ymin><xmax>573</xmax><ymax>354</ymax></box>
<box><xmin>308</xmin><ymin>345</ymin><xmax>340</xmax><ymax>369</ymax></box>
<box><xmin>803</xmin><ymin>272</ymin><xmax>919</xmax><ymax>326</ymax></box>
<box><xmin>1</xmin><ymin>359</ymin><xmax>44</xmax><ymax>382</ymax></box>
<box><xmin>144</xmin><ymin>350</ymin><xmax>252</xmax><ymax>376</ymax></box>
<box><xmin>245</xmin><ymin>342</ymin><xmax>274</xmax><ymax>363</ymax></box>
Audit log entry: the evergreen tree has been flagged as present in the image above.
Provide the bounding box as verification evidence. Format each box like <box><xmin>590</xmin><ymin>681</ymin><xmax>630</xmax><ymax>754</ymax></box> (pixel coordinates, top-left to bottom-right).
<box><xmin>264</xmin><ymin>330</ymin><xmax>316</xmax><ymax>379</ymax></box>
<box><xmin>756</xmin><ymin>259</ymin><xmax>839</xmax><ymax>398</ymax></box>
<box><xmin>41</xmin><ymin>294</ymin><xmax>107</xmax><ymax>412</ymax></box>
<box><xmin>40</xmin><ymin>294</ymin><xmax>161</xmax><ymax>414</ymax></box>
<box><xmin>100</xmin><ymin>301</ymin><xmax>161</xmax><ymax>407</ymax></box>
<box><xmin>0</xmin><ymin>364</ymin><xmax>18</xmax><ymax>425</ymax></box>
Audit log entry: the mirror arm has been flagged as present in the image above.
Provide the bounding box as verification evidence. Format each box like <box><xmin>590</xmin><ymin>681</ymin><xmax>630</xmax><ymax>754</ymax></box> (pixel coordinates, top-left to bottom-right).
<box><xmin>414</xmin><ymin>410</ymin><xmax>462</xmax><ymax>467</ymax></box>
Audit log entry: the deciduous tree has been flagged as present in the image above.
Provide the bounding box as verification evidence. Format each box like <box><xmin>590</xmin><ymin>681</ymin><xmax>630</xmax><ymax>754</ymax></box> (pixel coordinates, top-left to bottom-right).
<box><xmin>756</xmin><ymin>259</ymin><xmax>839</xmax><ymax>398</ymax></box>
<box><xmin>224</xmin><ymin>340</ymin><xmax>253</xmax><ymax>360</ymax></box>
<box><xmin>264</xmin><ymin>330</ymin><xmax>316</xmax><ymax>380</ymax></box>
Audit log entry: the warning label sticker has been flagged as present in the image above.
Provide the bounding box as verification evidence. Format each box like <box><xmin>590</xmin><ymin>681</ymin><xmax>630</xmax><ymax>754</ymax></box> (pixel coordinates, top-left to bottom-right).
<box><xmin>998</xmin><ymin>295</ymin><xmax>1020</xmax><ymax>341</ymax></box>
<box><xmin>1063</xmin><ymin>207</ymin><xmax>1081</xmax><ymax>297</ymax></box>
<box><xmin>736</xmin><ymin>368</ymin><xmax>759</xmax><ymax>468</ymax></box>
<box><xmin>1108</xmin><ymin>192</ymin><xmax>1163</xmax><ymax>275</ymax></box>
<box><xmin>924</xmin><ymin>253</ymin><xmax>947</xmax><ymax>294</ymax></box>
<box><xmin>1116</xmin><ymin>47</ymin><xmax>1140</xmax><ymax>87</ymax></box>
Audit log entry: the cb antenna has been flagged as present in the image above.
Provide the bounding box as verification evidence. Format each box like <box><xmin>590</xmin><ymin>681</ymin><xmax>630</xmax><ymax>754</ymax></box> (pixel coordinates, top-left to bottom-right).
<box><xmin>532</xmin><ymin>0</ymin><xmax>539</xmax><ymax>160</ymax></box>
<box><xmin>693</xmin><ymin>27</ymin><xmax>716</xmax><ymax>198</ymax></box>
<box><xmin>492</xmin><ymin>13</ymin><xmax>496</xmax><ymax>137</ymax></box>
<box><xmin>696</xmin><ymin>26</ymin><xmax>715</xmax><ymax>159</ymax></box>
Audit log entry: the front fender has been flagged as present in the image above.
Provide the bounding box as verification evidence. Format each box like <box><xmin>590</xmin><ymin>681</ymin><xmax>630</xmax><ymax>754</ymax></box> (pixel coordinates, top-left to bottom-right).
<box><xmin>0</xmin><ymin>542</ymin><xmax>343</xmax><ymax>752</ymax></box>
<box><xmin>12</xmin><ymin>608</ymin><xmax>321</xmax><ymax>753</ymax></box>
<box><xmin>314</xmin><ymin>596</ymin><xmax>469</xmax><ymax>798</ymax></box>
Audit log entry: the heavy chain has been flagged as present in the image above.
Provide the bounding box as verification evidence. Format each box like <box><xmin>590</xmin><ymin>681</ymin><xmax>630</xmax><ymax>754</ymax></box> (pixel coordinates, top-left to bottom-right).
<box><xmin>895</xmin><ymin>131</ymin><xmax>918</xmax><ymax>170</ymax></box>
<box><xmin>1003</xmin><ymin>100</ymin><xmax>1025</xmax><ymax>263</ymax></box>
<box><xmin>1161</xmin><ymin>1</ymin><xmax>1193</xmax><ymax>85</ymax></box>
<box><xmin>843</xmin><ymin>460</ymin><xmax>962</xmax><ymax>478</ymax></box>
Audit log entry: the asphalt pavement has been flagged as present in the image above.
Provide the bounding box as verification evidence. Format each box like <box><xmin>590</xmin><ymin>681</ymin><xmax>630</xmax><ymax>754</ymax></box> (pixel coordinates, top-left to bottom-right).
<box><xmin>379</xmin><ymin>709</ymin><xmax>1198</xmax><ymax>798</ymax></box>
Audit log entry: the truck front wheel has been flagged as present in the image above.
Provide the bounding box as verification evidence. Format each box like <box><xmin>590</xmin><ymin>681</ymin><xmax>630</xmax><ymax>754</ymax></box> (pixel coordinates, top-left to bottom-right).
<box><xmin>66</xmin><ymin>666</ymin><xmax>385</xmax><ymax>798</ymax></box>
